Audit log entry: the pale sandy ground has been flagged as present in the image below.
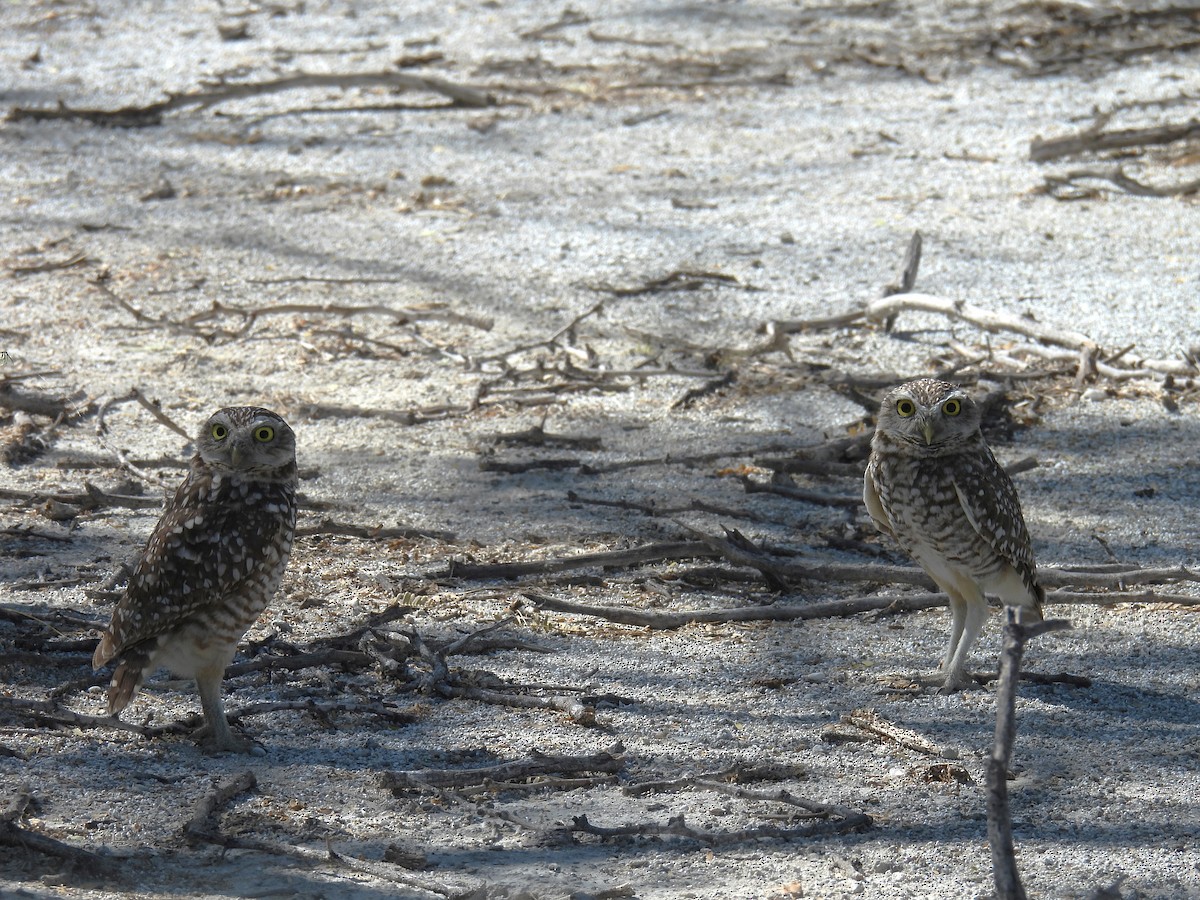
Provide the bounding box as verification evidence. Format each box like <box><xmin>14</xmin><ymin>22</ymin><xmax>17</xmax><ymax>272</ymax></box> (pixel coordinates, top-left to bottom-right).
<box><xmin>1</xmin><ymin>2</ymin><xmax>1199</xmax><ymax>899</ymax></box>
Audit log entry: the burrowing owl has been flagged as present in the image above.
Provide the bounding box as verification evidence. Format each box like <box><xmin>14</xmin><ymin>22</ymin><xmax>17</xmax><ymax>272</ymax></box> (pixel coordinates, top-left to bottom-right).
<box><xmin>863</xmin><ymin>379</ymin><xmax>1043</xmax><ymax>692</ymax></box>
<box><xmin>93</xmin><ymin>407</ymin><xmax>297</xmax><ymax>752</ymax></box>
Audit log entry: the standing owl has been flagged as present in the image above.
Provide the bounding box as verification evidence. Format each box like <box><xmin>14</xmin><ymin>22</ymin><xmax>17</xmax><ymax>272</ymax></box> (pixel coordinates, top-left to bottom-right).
<box><xmin>863</xmin><ymin>379</ymin><xmax>1043</xmax><ymax>692</ymax></box>
<box><xmin>93</xmin><ymin>407</ymin><xmax>297</xmax><ymax>752</ymax></box>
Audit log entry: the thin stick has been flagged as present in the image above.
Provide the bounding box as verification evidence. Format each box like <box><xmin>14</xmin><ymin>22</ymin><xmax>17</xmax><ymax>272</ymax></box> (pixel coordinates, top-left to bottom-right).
<box><xmin>526</xmin><ymin>587</ymin><xmax>1200</xmax><ymax>630</ymax></box>
<box><xmin>129</xmin><ymin>389</ymin><xmax>193</xmax><ymax>439</ymax></box>
<box><xmin>526</xmin><ymin>590</ymin><xmax>947</xmax><ymax>629</ymax></box>
<box><xmin>865</xmin><ymin>293</ymin><xmax>1098</xmax><ymax>353</ymax></box>
<box><xmin>562</xmin><ymin>809</ymin><xmax>868</xmax><ymax>845</ymax></box>
<box><xmin>183</xmin><ymin>770</ymin><xmax>257</xmax><ymax>841</ymax></box>
<box><xmin>0</xmin><ymin>818</ymin><xmax>121</xmax><ymax>876</ymax></box>
<box><xmin>8</xmin><ymin>71</ymin><xmax>493</xmax><ymax>126</ymax></box>
<box><xmin>988</xmin><ymin>613</ymin><xmax>1073</xmax><ymax>900</ymax></box>
<box><xmin>439</xmin><ymin>540</ymin><xmax>717</xmax><ymax>579</ymax></box>
<box><xmin>381</xmin><ymin>746</ymin><xmax>625</xmax><ymax>792</ymax></box>
<box><xmin>1030</xmin><ymin>118</ymin><xmax>1200</xmax><ymax>162</ymax></box>
<box><xmin>1046</xmin><ymin>167</ymin><xmax>1200</xmax><ymax>199</ymax></box>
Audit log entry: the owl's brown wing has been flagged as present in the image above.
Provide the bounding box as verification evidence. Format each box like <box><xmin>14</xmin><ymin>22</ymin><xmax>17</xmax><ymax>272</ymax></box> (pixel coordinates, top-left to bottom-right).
<box><xmin>863</xmin><ymin>459</ymin><xmax>897</xmax><ymax>539</ymax></box>
<box><xmin>92</xmin><ymin>468</ymin><xmax>290</xmax><ymax>668</ymax></box>
<box><xmin>949</xmin><ymin>448</ymin><xmax>1042</xmax><ymax>598</ymax></box>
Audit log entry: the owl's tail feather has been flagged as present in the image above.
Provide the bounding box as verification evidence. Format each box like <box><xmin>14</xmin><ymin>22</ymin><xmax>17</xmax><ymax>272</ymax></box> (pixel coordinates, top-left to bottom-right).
<box><xmin>105</xmin><ymin>646</ymin><xmax>153</xmax><ymax>716</ymax></box>
<box><xmin>92</xmin><ymin>632</ymin><xmax>116</xmax><ymax>670</ymax></box>
<box><xmin>1023</xmin><ymin>583</ymin><xmax>1046</xmax><ymax>622</ymax></box>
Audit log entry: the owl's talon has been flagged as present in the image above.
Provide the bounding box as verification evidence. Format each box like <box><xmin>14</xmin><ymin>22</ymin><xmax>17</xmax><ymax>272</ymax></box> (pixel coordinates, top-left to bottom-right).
<box><xmin>192</xmin><ymin>723</ymin><xmax>263</xmax><ymax>755</ymax></box>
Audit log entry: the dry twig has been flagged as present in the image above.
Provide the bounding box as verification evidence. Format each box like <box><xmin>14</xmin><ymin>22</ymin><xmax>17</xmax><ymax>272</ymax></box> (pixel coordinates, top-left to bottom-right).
<box><xmin>1030</xmin><ymin>118</ymin><xmax>1200</xmax><ymax>162</ymax></box>
<box><xmin>8</xmin><ymin>71</ymin><xmax>492</xmax><ymax>127</ymax></box>
<box><xmin>529</xmin><ymin>805</ymin><xmax>870</xmax><ymax>846</ymax></box>
<box><xmin>988</xmin><ymin>612</ymin><xmax>1073</xmax><ymax>900</ymax></box>
<box><xmin>183</xmin><ymin>770</ymin><xmax>257</xmax><ymax>841</ymax></box>
<box><xmin>381</xmin><ymin>745</ymin><xmax>625</xmax><ymax>793</ymax></box>
<box><xmin>840</xmin><ymin>708</ymin><xmax>942</xmax><ymax>756</ymax></box>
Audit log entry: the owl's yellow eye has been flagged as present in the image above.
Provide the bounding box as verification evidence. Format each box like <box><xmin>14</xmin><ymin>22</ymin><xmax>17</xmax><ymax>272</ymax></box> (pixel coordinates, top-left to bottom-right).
<box><xmin>942</xmin><ymin>398</ymin><xmax>962</xmax><ymax>416</ymax></box>
<box><xmin>211</xmin><ymin>423</ymin><xmax>229</xmax><ymax>440</ymax></box>
<box><xmin>895</xmin><ymin>399</ymin><xmax>916</xmax><ymax>417</ymax></box>
<box><xmin>253</xmin><ymin>426</ymin><xmax>275</xmax><ymax>442</ymax></box>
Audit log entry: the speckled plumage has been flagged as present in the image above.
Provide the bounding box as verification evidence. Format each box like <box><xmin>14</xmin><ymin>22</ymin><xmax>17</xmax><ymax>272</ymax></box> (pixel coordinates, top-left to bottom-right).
<box><xmin>864</xmin><ymin>379</ymin><xmax>1043</xmax><ymax>691</ymax></box>
<box><xmin>93</xmin><ymin>406</ymin><xmax>297</xmax><ymax>752</ymax></box>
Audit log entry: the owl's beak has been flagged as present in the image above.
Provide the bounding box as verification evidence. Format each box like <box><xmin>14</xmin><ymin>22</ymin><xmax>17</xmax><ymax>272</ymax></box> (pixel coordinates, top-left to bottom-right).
<box><xmin>230</xmin><ymin>442</ymin><xmax>246</xmax><ymax>468</ymax></box>
<box><xmin>921</xmin><ymin>420</ymin><xmax>935</xmax><ymax>446</ymax></box>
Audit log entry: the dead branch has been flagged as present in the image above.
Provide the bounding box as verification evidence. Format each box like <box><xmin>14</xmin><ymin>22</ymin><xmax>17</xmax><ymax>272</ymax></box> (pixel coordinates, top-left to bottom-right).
<box><xmin>0</xmin><ymin>483</ymin><xmax>162</xmax><ymax>512</ymax></box>
<box><xmin>840</xmin><ymin>708</ymin><xmax>942</xmax><ymax>755</ymax></box>
<box><xmin>865</xmin><ymin>293</ymin><xmax>1098</xmax><ymax>353</ymax></box>
<box><xmin>989</xmin><ymin>612</ymin><xmax>1073</xmax><ymax>900</ymax></box>
<box><xmin>526</xmin><ymin>590</ymin><xmax>947</xmax><ymax>629</ymax></box>
<box><xmin>566</xmin><ymin>491</ymin><xmax>795</xmax><ymax>527</ymax></box>
<box><xmin>1003</xmin><ymin>341</ymin><xmax>1198</xmax><ymax>379</ymax></box>
<box><xmin>8</xmin><ymin>71</ymin><xmax>493</xmax><ymax>127</ymax></box>
<box><xmin>8</xmin><ymin>251</ymin><xmax>90</xmax><ymax>276</ymax></box>
<box><xmin>224</xmin><ymin>649</ymin><xmax>374</xmax><ymax>677</ymax></box>
<box><xmin>883</xmin><ymin>230</ymin><xmax>923</xmax><ymax>296</ymax></box>
<box><xmin>438</xmin><ymin>540</ymin><xmax>717</xmax><ymax>579</ymax></box>
<box><xmin>559</xmin><ymin>808</ymin><xmax>869</xmax><ymax>845</ymax></box>
<box><xmin>381</xmin><ymin>745</ymin><xmax>626</xmax><ymax>793</ymax></box>
<box><xmin>1043</xmin><ymin>590</ymin><xmax>1200</xmax><ymax>607</ymax></box>
<box><xmin>757</xmin><ymin>456</ymin><xmax>865</xmax><ymax>479</ymax></box>
<box><xmin>442</xmin><ymin>533</ymin><xmax>1197</xmax><ymax>594</ymax></box>
<box><xmin>183</xmin><ymin>770</ymin><xmax>257</xmax><ymax>841</ymax></box>
<box><xmin>490</xmin><ymin>422</ymin><xmax>603</xmax><ymax>450</ymax></box>
<box><xmin>589</xmin><ymin>269</ymin><xmax>760</xmax><ymax>296</ymax></box>
<box><xmin>470</xmin><ymin>300</ymin><xmax>606</xmax><ymax>366</ymax></box>
<box><xmin>740</xmin><ymin>476</ymin><xmax>862</xmax><ymax>508</ymax></box>
<box><xmin>1038</xmin><ymin>566</ymin><xmax>1196</xmax><ymax>589</ymax></box>
<box><xmin>0</xmin><ymin>696</ymin><xmax>185</xmax><ymax>737</ymax></box>
<box><xmin>479</xmin><ymin>456</ymin><xmax>583</xmax><ymax>474</ymax></box>
<box><xmin>127</xmin><ymin>389</ymin><xmax>192</xmax><ymax>439</ymax></box>
<box><xmin>672</xmin><ymin>371</ymin><xmax>736</xmax><ymax>409</ymax></box>
<box><xmin>294</xmin><ymin>518</ymin><xmax>457</xmax><ymax>542</ymax></box>
<box><xmin>691</xmin><ymin>781</ymin><xmax>868</xmax><ymax>824</ymax></box>
<box><xmin>184</xmin><ymin>299</ymin><xmax>493</xmax><ymax>334</ymax></box>
<box><xmin>189</xmin><ymin>818</ymin><xmax>484</xmax><ymax>899</ymax></box>
<box><xmin>0</xmin><ymin>785</ymin><xmax>33</xmax><ymax>823</ymax></box>
<box><xmin>1044</xmin><ymin>166</ymin><xmax>1200</xmax><ymax>199</ymax></box>
<box><xmin>526</xmin><ymin>582</ymin><xmax>1200</xmax><ymax>630</ymax></box>
<box><xmin>293</xmin><ymin>602</ymin><xmax>416</xmax><ymax>653</ymax></box>
<box><xmin>0</xmin><ymin>817</ymin><xmax>121</xmax><ymax>877</ymax></box>
<box><xmin>1031</xmin><ymin>118</ymin><xmax>1200</xmax><ymax>162</ymax></box>
<box><xmin>622</xmin><ymin>762</ymin><xmax>808</xmax><ymax>796</ymax></box>
<box><xmin>762</xmin><ymin>310</ymin><xmax>865</xmax><ymax>336</ymax></box>
<box><xmin>0</xmin><ymin>383</ymin><xmax>88</xmax><ymax>418</ymax></box>
<box><xmin>865</xmin><ymin>293</ymin><xmax>1200</xmax><ymax>380</ymax></box>
<box><xmin>973</xmin><ymin>670</ymin><xmax>1092</xmax><ymax>688</ymax></box>
<box><xmin>580</xmin><ymin>443</ymin><xmax>792</xmax><ymax>475</ymax></box>
<box><xmin>435</xmin><ymin>683</ymin><xmax>602</xmax><ymax>725</ymax></box>
<box><xmin>110</xmin><ymin>295</ymin><xmax>492</xmax><ymax>345</ymax></box>
<box><xmin>672</xmin><ymin>521</ymin><xmax>790</xmax><ymax>591</ymax></box>
<box><xmin>292</xmin><ymin>399</ymin><xmax>471</xmax><ymax>426</ymax></box>
<box><xmin>385</xmin><ymin>622</ymin><xmax>615</xmax><ymax>723</ymax></box>
<box><xmin>0</xmin><ymin>527</ymin><xmax>73</xmax><ymax>543</ymax></box>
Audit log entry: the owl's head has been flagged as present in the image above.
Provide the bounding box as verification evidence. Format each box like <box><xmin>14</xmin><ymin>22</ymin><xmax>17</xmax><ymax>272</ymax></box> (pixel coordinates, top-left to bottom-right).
<box><xmin>874</xmin><ymin>379</ymin><xmax>981</xmax><ymax>453</ymax></box>
<box><xmin>197</xmin><ymin>407</ymin><xmax>296</xmax><ymax>475</ymax></box>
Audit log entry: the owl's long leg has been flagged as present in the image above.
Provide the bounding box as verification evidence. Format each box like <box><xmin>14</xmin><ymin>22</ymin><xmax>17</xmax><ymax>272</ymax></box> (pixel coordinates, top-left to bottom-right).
<box><xmin>194</xmin><ymin>667</ymin><xmax>255</xmax><ymax>754</ymax></box>
<box><xmin>940</xmin><ymin>591</ymin><xmax>967</xmax><ymax>674</ymax></box>
<box><xmin>941</xmin><ymin>585</ymin><xmax>988</xmax><ymax>693</ymax></box>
